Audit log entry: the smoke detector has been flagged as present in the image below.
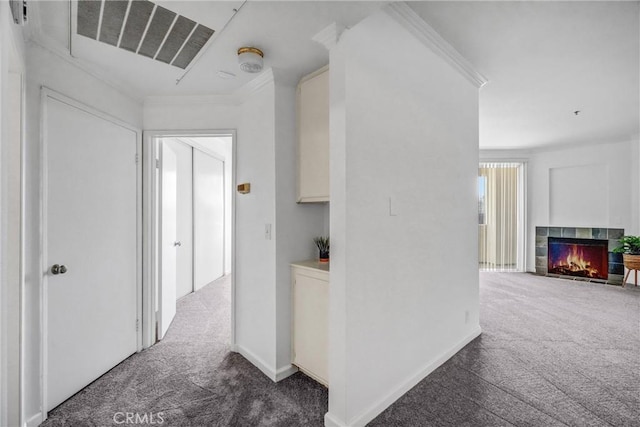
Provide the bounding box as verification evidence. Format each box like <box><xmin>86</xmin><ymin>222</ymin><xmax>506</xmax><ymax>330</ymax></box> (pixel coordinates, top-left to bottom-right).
<box><xmin>237</xmin><ymin>47</ymin><xmax>264</xmax><ymax>73</ymax></box>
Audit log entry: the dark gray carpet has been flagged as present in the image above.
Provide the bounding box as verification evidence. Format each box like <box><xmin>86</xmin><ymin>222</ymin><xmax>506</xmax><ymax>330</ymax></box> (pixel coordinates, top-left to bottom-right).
<box><xmin>42</xmin><ymin>273</ymin><xmax>639</xmax><ymax>427</ymax></box>
<box><xmin>41</xmin><ymin>276</ymin><xmax>328</xmax><ymax>426</ymax></box>
<box><xmin>370</xmin><ymin>273</ymin><xmax>640</xmax><ymax>427</ymax></box>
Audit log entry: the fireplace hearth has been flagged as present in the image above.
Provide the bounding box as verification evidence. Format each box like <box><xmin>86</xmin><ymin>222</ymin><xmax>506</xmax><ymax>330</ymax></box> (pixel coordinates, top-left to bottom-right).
<box><xmin>535</xmin><ymin>227</ymin><xmax>624</xmax><ymax>285</ymax></box>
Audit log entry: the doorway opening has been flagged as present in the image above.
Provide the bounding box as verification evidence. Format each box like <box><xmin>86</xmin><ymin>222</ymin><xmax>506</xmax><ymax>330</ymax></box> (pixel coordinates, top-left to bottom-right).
<box><xmin>478</xmin><ymin>162</ymin><xmax>526</xmax><ymax>272</ymax></box>
<box><xmin>143</xmin><ymin>131</ymin><xmax>235</xmax><ymax>346</ymax></box>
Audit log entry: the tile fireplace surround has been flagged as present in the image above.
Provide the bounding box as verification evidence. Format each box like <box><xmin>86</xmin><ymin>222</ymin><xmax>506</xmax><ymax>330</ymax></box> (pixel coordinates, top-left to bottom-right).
<box><xmin>535</xmin><ymin>227</ymin><xmax>624</xmax><ymax>285</ymax></box>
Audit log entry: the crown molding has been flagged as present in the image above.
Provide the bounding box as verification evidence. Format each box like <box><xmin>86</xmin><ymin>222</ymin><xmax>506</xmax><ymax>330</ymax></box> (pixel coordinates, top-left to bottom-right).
<box><xmin>144</xmin><ymin>94</ymin><xmax>239</xmax><ymax>107</ymax></box>
<box><xmin>144</xmin><ymin>68</ymin><xmax>275</xmax><ymax>107</ymax></box>
<box><xmin>234</xmin><ymin>68</ymin><xmax>275</xmax><ymax>103</ymax></box>
<box><xmin>312</xmin><ymin>22</ymin><xmax>345</xmax><ymax>51</ymax></box>
<box><xmin>383</xmin><ymin>2</ymin><xmax>488</xmax><ymax>89</ymax></box>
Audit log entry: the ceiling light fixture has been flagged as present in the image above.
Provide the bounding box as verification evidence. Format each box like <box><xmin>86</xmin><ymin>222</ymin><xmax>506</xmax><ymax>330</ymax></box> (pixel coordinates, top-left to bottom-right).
<box><xmin>237</xmin><ymin>47</ymin><xmax>264</xmax><ymax>73</ymax></box>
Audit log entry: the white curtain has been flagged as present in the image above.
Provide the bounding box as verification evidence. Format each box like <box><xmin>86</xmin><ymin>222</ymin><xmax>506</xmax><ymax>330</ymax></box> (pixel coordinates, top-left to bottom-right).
<box><xmin>479</xmin><ymin>162</ymin><xmax>521</xmax><ymax>271</ymax></box>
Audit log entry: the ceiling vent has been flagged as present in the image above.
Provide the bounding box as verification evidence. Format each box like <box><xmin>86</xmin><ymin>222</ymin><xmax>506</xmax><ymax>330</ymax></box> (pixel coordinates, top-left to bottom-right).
<box><xmin>77</xmin><ymin>0</ymin><xmax>214</xmax><ymax>69</ymax></box>
<box><xmin>10</xmin><ymin>0</ymin><xmax>27</xmax><ymax>25</ymax></box>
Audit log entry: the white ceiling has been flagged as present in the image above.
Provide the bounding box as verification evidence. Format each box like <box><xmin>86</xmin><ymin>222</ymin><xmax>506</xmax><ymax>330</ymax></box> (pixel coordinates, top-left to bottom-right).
<box><xmin>409</xmin><ymin>1</ymin><xmax>639</xmax><ymax>149</ymax></box>
<box><xmin>29</xmin><ymin>1</ymin><xmax>639</xmax><ymax>150</ymax></box>
<box><xmin>31</xmin><ymin>1</ymin><xmax>385</xmax><ymax>98</ymax></box>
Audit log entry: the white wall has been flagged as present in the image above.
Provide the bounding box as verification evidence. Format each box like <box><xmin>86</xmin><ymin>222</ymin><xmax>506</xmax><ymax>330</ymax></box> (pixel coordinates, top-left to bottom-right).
<box><xmin>193</xmin><ymin>149</ymin><xmax>225</xmax><ymax>288</ymax></box>
<box><xmin>0</xmin><ymin>4</ymin><xmax>25</xmax><ymax>426</ymax></box>
<box><xmin>23</xmin><ymin>42</ymin><xmax>143</xmax><ymax>425</ymax></box>
<box><xmin>184</xmin><ymin>136</ymin><xmax>234</xmax><ymax>276</ymax></box>
<box><xmin>233</xmin><ymin>83</ymin><xmax>278</xmax><ymax>373</ymax></box>
<box><xmin>328</xmin><ymin>9</ymin><xmax>481</xmax><ymax>426</ymax></box>
<box><xmin>144</xmin><ymin>99</ymin><xmax>239</xmax><ymax>131</ymax></box>
<box><xmin>482</xmin><ymin>138</ymin><xmax>640</xmax><ymax>272</ymax></box>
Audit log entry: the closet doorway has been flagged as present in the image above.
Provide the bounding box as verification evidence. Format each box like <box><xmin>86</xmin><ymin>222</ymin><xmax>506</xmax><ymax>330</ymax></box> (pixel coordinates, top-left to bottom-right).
<box><xmin>143</xmin><ymin>132</ymin><xmax>235</xmax><ymax>344</ymax></box>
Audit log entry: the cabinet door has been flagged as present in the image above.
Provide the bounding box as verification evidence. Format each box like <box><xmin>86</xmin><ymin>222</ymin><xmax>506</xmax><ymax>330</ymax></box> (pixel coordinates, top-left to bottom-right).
<box><xmin>297</xmin><ymin>67</ymin><xmax>329</xmax><ymax>203</ymax></box>
<box><xmin>293</xmin><ymin>269</ymin><xmax>329</xmax><ymax>385</ymax></box>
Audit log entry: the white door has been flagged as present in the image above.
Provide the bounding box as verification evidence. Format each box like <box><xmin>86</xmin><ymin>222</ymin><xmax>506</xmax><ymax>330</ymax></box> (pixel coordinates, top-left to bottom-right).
<box><xmin>164</xmin><ymin>140</ymin><xmax>194</xmax><ymax>299</ymax></box>
<box><xmin>193</xmin><ymin>150</ymin><xmax>225</xmax><ymax>290</ymax></box>
<box><xmin>159</xmin><ymin>143</ymin><xmax>177</xmax><ymax>339</ymax></box>
<box><xmin>45</xmin><ymin>94</ymin><xmax>138</xmax><ymax>411</ymax></box>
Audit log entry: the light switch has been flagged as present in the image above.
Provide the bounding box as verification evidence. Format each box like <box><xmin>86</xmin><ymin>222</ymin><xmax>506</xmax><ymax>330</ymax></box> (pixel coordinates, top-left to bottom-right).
<box><xmin>265</xmin><ymin>224</ymin><xmax>272</xmax><ymax>240</ymax></box>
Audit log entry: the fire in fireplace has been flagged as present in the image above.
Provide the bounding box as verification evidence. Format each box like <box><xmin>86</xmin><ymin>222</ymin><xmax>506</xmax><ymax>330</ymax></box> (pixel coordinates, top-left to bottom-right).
<box><xmin>548</xmin><ymin>237</ymin><xmax>609</xmax><ymax>280</ymax></box>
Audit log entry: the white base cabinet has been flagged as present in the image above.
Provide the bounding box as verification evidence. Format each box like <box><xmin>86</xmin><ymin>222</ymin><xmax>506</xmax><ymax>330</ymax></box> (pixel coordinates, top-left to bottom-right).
<box><xmin>291</xmin><ymin>262</ymin><xmax>329</xmax><ymax>386</ymax></box>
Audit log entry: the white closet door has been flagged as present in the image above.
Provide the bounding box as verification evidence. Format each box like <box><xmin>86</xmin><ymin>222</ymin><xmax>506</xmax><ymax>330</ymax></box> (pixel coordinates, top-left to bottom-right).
<box><xmin>165</xmin><ymin>140</ymin><xmax>194</xmax><ymax>299</ymax></box>
<box><xmin>193</xmin><ymin>150</ymin><xmax>225</xmax><ymax>290</ymax></box>
<box><xmin>45</xmin><ymin>94</ymin><xmax>138</xmax><ymax>410</ymax></box>
<box><xmin>159</xmin><ymin>144</ymin><xmax>177</xmax><ymax>339</ymax></box>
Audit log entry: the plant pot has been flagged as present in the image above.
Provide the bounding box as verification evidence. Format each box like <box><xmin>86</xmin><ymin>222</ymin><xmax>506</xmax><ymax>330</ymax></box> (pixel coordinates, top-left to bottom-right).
<box><xmin>622</xmin><ymin>254</ymin><xmax>640</xmax><ymax>270</ymax></box>
<box><xmin>622</xmin><ymin>254</ymin><xmax>640</xmax><ymax>287</ymax></box>
<box><xmin>319</xmin><ymin>251</ymin><xmax>329</xmax><ymax>263</ymax></box>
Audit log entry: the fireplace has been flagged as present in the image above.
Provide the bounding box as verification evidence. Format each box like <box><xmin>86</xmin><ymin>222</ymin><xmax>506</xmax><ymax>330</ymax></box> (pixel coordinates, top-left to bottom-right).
<box><xmin>548</xmin><ymin>237</ymin><xmax>608</xmax><ymax>280</ymax></box>
<box><xmin>535</xmin><ymin>227</ymin><xmax>624</xmax><ymax>285</ymax></box>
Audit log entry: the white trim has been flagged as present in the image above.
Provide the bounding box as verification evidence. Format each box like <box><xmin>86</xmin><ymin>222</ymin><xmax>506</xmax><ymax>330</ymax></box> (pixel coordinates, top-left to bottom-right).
<box><xmin>18</xmin><ymin>71</ymin><xmax>28</xmax><ymax>427</ymax></box>
<box><xmin>24</xmin><ymin>412</ymin><xmax>42</xmax><ymax>427</ymax></box>
<box><xmin>144</xmin><ymin>94</ymin><xmax>239</xmax><ymax>107</ymax></box>
<box><xmin>142</xmin><ymin>130</ymin><xmax>237</xmax><ymax>349</ymax></box>
<box><xmin>325</xmin><ymin>326</ymin><xmax>482</xmax><ymax>427</ymax></box>
<box><xmin>234</xmin><ymin>68</ymin><xmax>275</xmax><ymax>103</ymax></box>
<box><xmin>233</xmin><ymin>344</ymin><xmax>297</xmax><ymax>382</ymax></box>
<box><xmin>275</xmin><ymin>364</ymin><xmax>299</xmax><ymax>382</ymax></box>
<box><xmin>144</xmin><ymin>68</ymin><xmax>275</xmax><ymax>107</ymax></box>
<box><xmin>324</xmin><ymin>412</ymin><xmax>348</xmax><ymax>427</ymax></box>
<box><xmin>382</xmin><ymin>2</ymin><xmax>488</xmax><ymax>89</ymax></box>
<box><xmin>39</xmin><ymin>87</ymin><xmax>143</xmax><ymax>415</ymax></box>
<box><xmin>312</xmin><ymin>22</ymin><xmax>345</xmax><ymax>51</ymax></box>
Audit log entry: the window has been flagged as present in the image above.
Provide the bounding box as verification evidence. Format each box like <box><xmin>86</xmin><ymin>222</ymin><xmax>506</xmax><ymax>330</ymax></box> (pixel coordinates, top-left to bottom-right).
<box><xmin>478</xmin><ymin>175</ymin><xmax>487</xmax><ymax>225</ymax></box>
<box><xmin>478</xmin><ymin>162</ymin><xmax>524</xmax><ymax>272</ymax></box>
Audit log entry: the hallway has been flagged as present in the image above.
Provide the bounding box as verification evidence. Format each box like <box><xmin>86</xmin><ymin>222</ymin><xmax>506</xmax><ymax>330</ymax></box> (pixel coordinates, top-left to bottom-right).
<box><xmin>41</xmin><ymin>273</ymin><xmax>640</xmax><ymax>426</ymax></box>
<box><xmin>42</xmin><ymin>276</ymin><xmax>328</xmax><ymax>426</ymax></box>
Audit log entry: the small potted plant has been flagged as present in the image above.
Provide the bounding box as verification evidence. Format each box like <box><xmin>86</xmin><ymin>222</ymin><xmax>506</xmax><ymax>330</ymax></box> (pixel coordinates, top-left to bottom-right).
<box><xmin>613</xmin><ymin>235</ymin><xmax>640</xmax><ymax>287</ymax></box>
<box><xmin>314</xmin><ymin>236</ymin><xmax>330</xmax><ymax>263</ymax></box>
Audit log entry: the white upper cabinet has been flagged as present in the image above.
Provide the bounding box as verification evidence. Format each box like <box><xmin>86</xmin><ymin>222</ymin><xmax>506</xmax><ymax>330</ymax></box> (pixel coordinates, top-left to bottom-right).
<box><xmin>297</xmin><ymin>65</ymin><xmax>329</xmax><ymax>203</ymax></box>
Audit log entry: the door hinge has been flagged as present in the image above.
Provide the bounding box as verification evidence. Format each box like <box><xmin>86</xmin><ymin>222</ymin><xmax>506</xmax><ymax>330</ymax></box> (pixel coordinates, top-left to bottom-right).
<box><xmin>135</xmin><ymin>153</ymin><xmax>140</xmax><ymax>164</ymax></box>
<box><xmin>155</xmin><ymin>159</ymin><xmax>160</xmax><ymax>169</ymax></box>
<box><xmin>136</xmin><ymin>319</ymin><xmax>139</xmax><ymax>332</ymax></box>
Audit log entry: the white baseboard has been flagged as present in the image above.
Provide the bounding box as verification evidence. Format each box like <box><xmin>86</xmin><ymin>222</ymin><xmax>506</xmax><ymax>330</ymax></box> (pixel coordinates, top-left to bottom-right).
<box><xmin>233</xmin><ymin>344</ymin><xmax>298</xmax><ymax>382</ymax></box>
<box><xmin>325</xmin><ymin>411</ymin><xmax>348</xmax><ymax>427</ymax></box>
<box><xmin>275</xmin><ymin>364</ymin><xmax>298</xmax><ymax>381</ymax></box>
<box><xmin>325</xmin><ymin>325</ymin><xmax>482</xmax><ymax>427</ymax></box>
<box><xmin>25</xmin><ymin>412</ymin><xmax>43</xmax><ymax>427</ymax></box>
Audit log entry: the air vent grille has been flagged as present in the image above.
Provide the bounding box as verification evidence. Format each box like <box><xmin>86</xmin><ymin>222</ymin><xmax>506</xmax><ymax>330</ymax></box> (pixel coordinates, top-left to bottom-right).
<box><xmin>77</xmin><ymin>0</ymin><xmax>215</xmax><ymax>69</ymax></box>
<box><xmin>10</xmin><ymin>0</ymin><xmax>27</xmax><ymax>25</ymax></box>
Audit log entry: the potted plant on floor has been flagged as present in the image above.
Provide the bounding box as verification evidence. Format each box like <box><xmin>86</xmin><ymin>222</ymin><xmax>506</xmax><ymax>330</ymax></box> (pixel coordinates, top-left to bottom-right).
<box><xmin>314</xmin><ymin>236</ymin><xmax>330</xmax><ymax>263</ymax></box>
<box><xmin>613</xmin><ymin>235</ymin><xmax>640</xmax><ymax>287</ymax></box>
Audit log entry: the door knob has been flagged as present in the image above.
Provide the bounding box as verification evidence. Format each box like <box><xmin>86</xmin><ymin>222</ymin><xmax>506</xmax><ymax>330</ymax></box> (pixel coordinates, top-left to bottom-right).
<box><xmin>51</xmin><ymin>264</ymin><xmax>67</xmax><ymax>275</ymax></box>
<box><xmin>174</xmin><ymin>241</ymin><xmax>181</xmax><ymax>247</ymax></box>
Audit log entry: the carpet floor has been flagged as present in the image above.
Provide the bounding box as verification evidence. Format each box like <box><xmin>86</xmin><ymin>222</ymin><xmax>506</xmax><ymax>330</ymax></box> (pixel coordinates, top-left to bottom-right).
<box><xmin>42</xmin><ymin>273</ymin><xmax>639</xmax><ymax>426</ymax></box>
